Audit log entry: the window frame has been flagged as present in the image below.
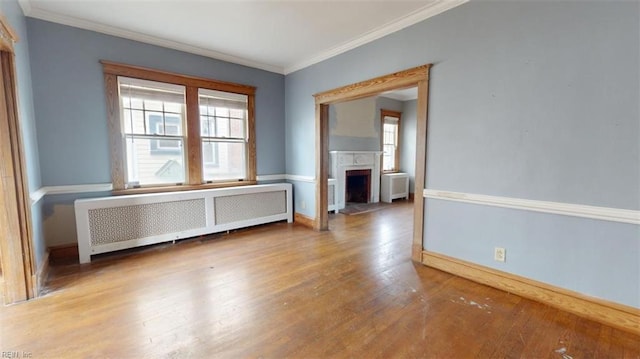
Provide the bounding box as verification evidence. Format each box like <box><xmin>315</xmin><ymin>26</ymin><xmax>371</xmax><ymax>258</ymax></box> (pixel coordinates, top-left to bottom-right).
<box><xmin>380</xmin><ymin>109</ymin><xmax>402</xmax><ymax>173</ymax></box>
<box><xmin>102</xmin><ymin>60</ymin><xmax>256</xmax><ymax>194</ymax></box>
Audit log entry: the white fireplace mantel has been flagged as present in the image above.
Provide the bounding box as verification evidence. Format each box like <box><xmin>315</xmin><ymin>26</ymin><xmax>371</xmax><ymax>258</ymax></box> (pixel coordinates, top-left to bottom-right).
<box><xmin>329</xmin><ymin>151</ymin><xmax>382</xmax><ymax>210</ymax></box>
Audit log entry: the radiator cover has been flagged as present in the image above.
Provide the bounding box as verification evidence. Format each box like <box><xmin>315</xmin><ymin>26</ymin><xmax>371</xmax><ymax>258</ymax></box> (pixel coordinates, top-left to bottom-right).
<box><xmin>75</xmin><ymin>183</ymin><xmax>293</xmax><ymax>263</ymax></box>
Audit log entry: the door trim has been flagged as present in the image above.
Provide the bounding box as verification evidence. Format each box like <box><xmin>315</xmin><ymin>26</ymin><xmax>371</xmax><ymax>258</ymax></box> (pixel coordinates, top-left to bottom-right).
<box><xmin>0</xmin><ymin>15</ymin><xmax>37</xmax><ymax>303</ymax></box>
<box><xmin>313</xmin><ymin>64</ymin><xmax>432</xmax><ymax>261</ymax></box>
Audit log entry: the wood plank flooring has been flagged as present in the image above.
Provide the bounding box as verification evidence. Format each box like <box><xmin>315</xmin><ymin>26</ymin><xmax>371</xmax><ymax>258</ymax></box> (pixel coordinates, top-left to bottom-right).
<box><xmin>1</xmin><ymin>201</ymin><xmax>638</xmax><ymax>358</ymax></box>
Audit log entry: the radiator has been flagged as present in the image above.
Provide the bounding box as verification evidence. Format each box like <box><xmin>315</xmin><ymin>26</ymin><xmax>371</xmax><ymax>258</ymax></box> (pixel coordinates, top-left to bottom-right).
<box><xmin>381</xmin><ymin>173</ymin><xmax>409</xmax><ymax>203</ymax></box>
<box><xmin>75</xmin><ymin>183</ymin><xmax>293</xmax><ymax>263</ymax></box>
<box><xmin>328</xmin><ymin>178</ymin><xmax>338</xmax><ymax>213</ymax></box>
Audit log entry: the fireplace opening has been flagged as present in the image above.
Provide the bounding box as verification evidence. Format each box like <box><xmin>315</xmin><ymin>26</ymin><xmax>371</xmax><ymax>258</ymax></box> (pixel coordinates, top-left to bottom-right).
<box><xmin>345</xmin><ymin>169</ymin><xmax>371</xmax><ymax>203</ymax></box>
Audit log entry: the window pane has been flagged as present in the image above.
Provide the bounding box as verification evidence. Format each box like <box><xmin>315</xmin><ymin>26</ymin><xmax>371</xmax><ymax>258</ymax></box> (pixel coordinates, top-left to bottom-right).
<box><xmin>230</xmin><ymin>119</ymin><xmax>244</xmax><ymax>138</ymax></box>
<box><xmin>202</xmin><ymin>141</ymin><xmax>218</xmax><ymax>165</ymax></box>
<box><xmin>119</xmin><ymin>77</ymin><xmax>185</xmax><ymax>138</ymax></box>
<box><xmin>202</xmin><ymin>141</ymin><xmax>245</xmax><ymax>182</ymax></box>
<box><xmin>164</xmin><ymin>102</ymin><xmax>182</xmax><ymax>114</ymax></box>
<box><xmin>126</xmin><ymin>109</ymin><xmax>146</xmax><ymax>134</ymax></box>
<box><xmin>130</xmin><ymin>97</ymin><xmax>143</xmax><ymax>110</ymax></box>
<box><xmin>147</xmin><ymin>114</ymin><xmax>182</xmax><ymax>136</ymax></box>
<box><xmin>201</xmin><ymin>116</ymin><xmax>212</xmax><ymax>136</ymax></box>
<box><xmin>229</xmin><ymin>108</ymin><xmax>244</xmax><ymax>119</ymax></box>
<box><xmin>123</xmin><ymin>109</ymin><xmax>132</xmax><ymax>133</ymax></box>
<box><xmin>383</xmin><ymin>123</ymin><xmax>397</xmax><ymax>145</ymax></box>
<box><xmin>215</xmin><ymin>107</ymin><xmax>229</xmax><ymax>118</ymax></box>
<box><xmin>145</xmin><ymin>100</ymin><xmax>163</xmax><ymax>111</ymax></box>
<box><xmin>125</xmin><ymin>136</ymin><xmax>185</xmax><ymax>186</ymax></box>
<box><xmin>383</xmin><ymin>144</ymin><xmax>395</xmax><ymax>171</ymax></box>
<box><xmin>216</xmin><ymin>117</ymin><xmax>229</xmax><ymax>137</ymax></box>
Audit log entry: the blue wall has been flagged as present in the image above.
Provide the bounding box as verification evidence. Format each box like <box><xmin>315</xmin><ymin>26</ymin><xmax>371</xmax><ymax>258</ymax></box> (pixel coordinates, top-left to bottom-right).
<box><xmin>400</xmin><ymin>99</ymin><xmax>417</xmax><ymax>193</ymax></box>
<box><xmin>6</xmin><ymin>0</ymin><xmax>639</xmax><ymax>308</ymax></box>
<box><xmin>25</xmin><ymin>18</ymin><xmax>286</xmax><ymax>248</ymax></box>
<box><xmin>329</xmin><ymin>96</ymin><xmax>403</xmax><ymax>151</ymax></box>
<box><xmin>27</xmin><ymin>18</ymin><xmax>286</xmax><ymax>186</ymax></box>
<box><xmin>0</xmin><ymin>0</ymin><xmax>46</xmax><ymax>269</ymax></box>
<box><xmin>285</xmin><ymin>1</ymin><xmax>639</xmax><ymax>307</ymax></box>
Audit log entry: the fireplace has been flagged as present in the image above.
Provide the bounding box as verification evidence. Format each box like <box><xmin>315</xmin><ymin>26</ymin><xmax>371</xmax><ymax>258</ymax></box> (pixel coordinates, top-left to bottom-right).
<box><xmin>329</xmin><ymin>151</ymin><xmax>382</xmax><ymax>211</ymax></box>
<box><xmin>345</xmin><ymin>169</ymin><xmax>371</xmax><ymax>203</ymax></box>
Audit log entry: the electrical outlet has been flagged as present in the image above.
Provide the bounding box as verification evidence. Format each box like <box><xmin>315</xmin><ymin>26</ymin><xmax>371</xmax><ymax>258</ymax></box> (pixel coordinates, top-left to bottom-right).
<box><xmin>494</xmin><ymin>247</ymin><xmax>506</xmax><ymax>262</ymax></box>
<box><xmin>300</xmin><ymin>201</ymin><xmax>306</xmax><ymax>210</ymax></box>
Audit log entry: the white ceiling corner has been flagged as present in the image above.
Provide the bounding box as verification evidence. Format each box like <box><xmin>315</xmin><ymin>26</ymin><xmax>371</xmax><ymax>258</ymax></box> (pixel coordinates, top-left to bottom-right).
<box><xmin>18</xmin><ymin>0</ymin><xmax>467</xmax><ymax>75</ymax></box>
<box><xmin>380</xmin><ymin>87</ymin><xmax>418</xmax><ymax>101</ymax></box>
<box><xmin>18</xmin><ymin>0</ymin><xmax>284</xmax><ymax>73</ymax></box>
<box><xmin>284</xmin><ymin>0</ymin><xmax>468</xmax><ymax>74</ymax></box>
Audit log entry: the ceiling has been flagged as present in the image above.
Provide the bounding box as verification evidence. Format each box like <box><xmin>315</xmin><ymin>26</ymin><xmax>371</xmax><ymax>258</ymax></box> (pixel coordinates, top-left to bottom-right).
<box><xmin>380</xmin><ymin>87</ymin><xmax>418</xmax><ymax>101</ymax></box>
<box><xmin>19</xmin><ymin>0</ymin><xmax>466</xmax><ymax>74</ymax></box>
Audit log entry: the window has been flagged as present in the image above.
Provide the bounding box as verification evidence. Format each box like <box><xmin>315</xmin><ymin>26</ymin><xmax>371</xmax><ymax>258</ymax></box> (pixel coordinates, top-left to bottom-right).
<box><xmin>381</xmin><ymin>109</ymin><xmax>401</xmax><ymax>172</ymax></box>
<box><xmin>103</xmin><ymin>61</ymin><xmax>256</xmax><ymax>192</ymax></box>
<box><xmin>119</xmin><ymin>77</ymin><xmax>186</xmax><ymax>186</ymax></box>
<box><xmin>199</xmin><ymin>89</ymin><xmax>247</xmax><ymax>182</ymax></box>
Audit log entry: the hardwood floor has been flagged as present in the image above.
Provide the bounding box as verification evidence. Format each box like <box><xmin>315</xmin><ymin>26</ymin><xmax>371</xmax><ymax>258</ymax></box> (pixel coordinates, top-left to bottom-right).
<box><xmin>1</xmin><ymin>201</ymin><xmax>638</xmax><ymax>358</ymax></box>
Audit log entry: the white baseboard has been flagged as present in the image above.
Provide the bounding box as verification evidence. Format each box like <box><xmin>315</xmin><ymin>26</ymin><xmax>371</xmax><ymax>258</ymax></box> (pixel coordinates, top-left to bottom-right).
<box><xmin>424</xmin><ymin>189</ymin><xmax>639</xmax><ymax>225</ymax></box>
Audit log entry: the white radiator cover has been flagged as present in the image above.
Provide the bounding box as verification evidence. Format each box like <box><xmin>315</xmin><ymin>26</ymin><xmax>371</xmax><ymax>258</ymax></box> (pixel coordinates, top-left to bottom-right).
<box><xmin>328</xmin><ymin>178</ymin><xmax>338</xmax><ymax>213</ymax></box>
<box><xmin>75</xmin><ymin>183</ymin><xmax>293</xmax><ymax>263</ymax></box>
<box><xmin>381</xmin><ymin>173</ymin><xmax>409</xmax><ymax>203</ymax></box>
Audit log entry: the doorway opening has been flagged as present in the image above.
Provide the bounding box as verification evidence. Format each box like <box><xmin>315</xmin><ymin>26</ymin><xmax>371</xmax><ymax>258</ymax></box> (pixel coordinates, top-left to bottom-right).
<box><xmin>314</xmin><ymin>65</ymin><xmax>432</xmax><ymax>262</ymax></box>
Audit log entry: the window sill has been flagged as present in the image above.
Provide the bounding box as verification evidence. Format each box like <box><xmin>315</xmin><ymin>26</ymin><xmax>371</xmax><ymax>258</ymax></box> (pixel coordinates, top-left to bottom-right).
<box><xmin>112</xmin><ymin>180</ymin><xmax>258</xmax><ymax>196</ymax></box>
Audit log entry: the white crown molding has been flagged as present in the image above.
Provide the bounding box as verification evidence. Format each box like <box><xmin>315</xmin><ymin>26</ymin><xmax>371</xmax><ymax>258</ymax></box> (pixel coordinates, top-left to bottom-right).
<box><xmin>256</xmin><ymin>174</ymin><xmax>287</xmax><ymax>181</ymax></box>
<box><xmin>18</xmin><ymin>0</ymin><xmax>284</xmax><ymax>74</ymax></box>
<box><xmin>284</xmin><ymin>0</ymin><xmax>468</xmax><ymax>74</ymax></box>
<box><xmin>19</xmin><ymin>0</ymin><xmax>466</xmax><ymax>76</ymax></box>
<box><xmin>17</xmin><ymin>0</ymin><xmax>31</xmax><ymax>15</ymax></box>
<box><xmin>424</xmin><ymin>189</ymin><xmax>640</xmax><ymax>225</ymax></box>
<box><xmin>30</xmin><ymin>183</ymin><xmax>113</xmax><ymax>204</ymax></box>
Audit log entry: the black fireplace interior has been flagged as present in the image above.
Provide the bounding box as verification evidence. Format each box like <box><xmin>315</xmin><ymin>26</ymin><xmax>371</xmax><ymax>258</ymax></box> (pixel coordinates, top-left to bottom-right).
<box><xmin>346</xmin><ymin>169</ymin><xmax>371</xmax><ymax>203</ymax></box>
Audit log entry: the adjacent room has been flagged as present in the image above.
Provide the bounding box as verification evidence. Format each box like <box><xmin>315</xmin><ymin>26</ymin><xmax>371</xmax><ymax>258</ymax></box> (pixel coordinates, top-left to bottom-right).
<box><xmin>0</xmin><ymin>0</ymin><xmax>638</xmax><ymax>357</ymax></box>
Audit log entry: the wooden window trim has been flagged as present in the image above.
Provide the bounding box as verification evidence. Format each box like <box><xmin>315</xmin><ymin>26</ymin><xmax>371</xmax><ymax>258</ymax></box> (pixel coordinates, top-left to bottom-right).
<box><xmin>380</xmin><ymin>109</ymin><xmax>402</xmax><ymax>173</ymax></box>
<box><xmin>102</xmin><ymin>61</ymin><xmax>257</xmax><ymax>193</ymax></box>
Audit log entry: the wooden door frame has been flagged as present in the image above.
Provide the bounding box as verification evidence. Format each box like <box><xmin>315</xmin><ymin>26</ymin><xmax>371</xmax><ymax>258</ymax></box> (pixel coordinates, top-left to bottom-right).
<box><xmin>0</xmin><ymin>16</ymin><xmax>37</xmax><ymax>303</ymax></box>
<box><xmin>313</xmin><ymin>64</ymin><xmax>432</xmax><ymax>262</ymax></box>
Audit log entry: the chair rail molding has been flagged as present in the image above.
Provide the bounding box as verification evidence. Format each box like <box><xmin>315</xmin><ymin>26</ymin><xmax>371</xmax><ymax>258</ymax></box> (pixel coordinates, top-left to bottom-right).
<box><xmin>285</xmin><ymin>174</ymin><xmax>316</xmax><ymax>183</ymax></box>
<box><xmin>423</xmin><ymin>189</ymin><xmax>640</xmax><ymax>225</ymax></box>
<box><xmin>30</xmin><ymin>183</ymin><xmax>114</xmax><ymax>204</ymax></box>
<box><xmin>256</xmin><ymin>174</ymin><xmax>287</xmax><ymax>181</ymax></box>
<box><xmin>30</xmin><ymin>175</ymin><xmax>316</xmax><ymax>204</ymax></box>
